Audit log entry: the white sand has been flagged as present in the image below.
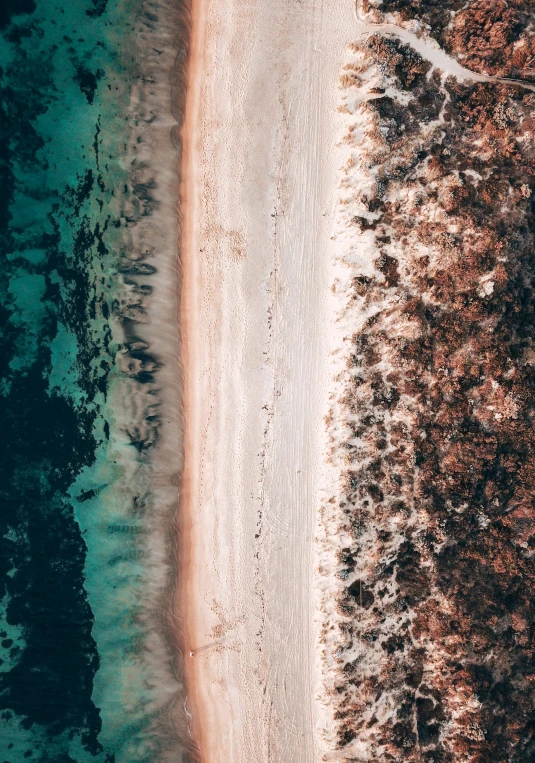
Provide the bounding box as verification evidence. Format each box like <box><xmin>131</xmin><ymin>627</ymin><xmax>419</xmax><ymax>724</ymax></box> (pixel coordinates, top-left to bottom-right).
<box><xmin>178</xmin><ymin>0</ymin><xmax>356</xmax><ymax>760</ymax></box>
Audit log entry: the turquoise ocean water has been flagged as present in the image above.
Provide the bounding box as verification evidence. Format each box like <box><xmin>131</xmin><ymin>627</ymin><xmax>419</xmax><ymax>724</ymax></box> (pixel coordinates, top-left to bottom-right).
<box><xmin>1</xmin><ymin>1</ymin><xmax>189</xmax><ymax>760</ymax></box>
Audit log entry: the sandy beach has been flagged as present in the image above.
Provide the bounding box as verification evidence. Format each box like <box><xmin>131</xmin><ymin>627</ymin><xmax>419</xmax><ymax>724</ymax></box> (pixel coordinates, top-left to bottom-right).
<box><xmin>178</xmin><ymin>0</ymin><xmax>355</xmax><ymax>760</ymax></box>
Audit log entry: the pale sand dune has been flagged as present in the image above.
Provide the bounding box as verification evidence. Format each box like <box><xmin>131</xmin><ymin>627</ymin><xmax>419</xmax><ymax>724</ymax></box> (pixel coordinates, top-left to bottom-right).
<box><xmin>178</xmin><ymin>0</ymin><xmax>355</xmax><ymax>760</ymax></box>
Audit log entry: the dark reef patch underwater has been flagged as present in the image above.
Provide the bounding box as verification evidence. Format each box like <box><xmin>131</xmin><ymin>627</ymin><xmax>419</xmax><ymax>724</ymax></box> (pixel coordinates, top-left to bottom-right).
<box><xmin>0</xmin><ymin>0</ymin><xmax>189</xmax><ymax>760</ymax></box>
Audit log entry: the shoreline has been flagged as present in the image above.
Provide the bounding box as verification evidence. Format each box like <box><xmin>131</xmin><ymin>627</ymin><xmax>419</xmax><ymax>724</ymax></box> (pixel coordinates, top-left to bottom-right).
<box><xmin>104</xmin><ymin>0</ymin><xmax>196</xmax><ymax>758</ymax></box>
<box><xmin>175</xmin><ymin>0</ymin><xmax>207</xmax><ymax>757</ymax></box>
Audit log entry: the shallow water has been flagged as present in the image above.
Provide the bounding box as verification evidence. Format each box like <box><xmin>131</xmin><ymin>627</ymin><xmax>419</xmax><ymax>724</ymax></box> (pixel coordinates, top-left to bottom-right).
<box><xmin>1</xmin><ymin>1</ymin><xmax>188</xmax><ymax>760</ymax></box>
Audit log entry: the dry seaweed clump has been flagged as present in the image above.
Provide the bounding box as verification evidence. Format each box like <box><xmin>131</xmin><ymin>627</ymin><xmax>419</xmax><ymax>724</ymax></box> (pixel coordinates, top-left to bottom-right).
<box><xmin>320</xmin><ymin>35</ymin><xmax>535</xmax><ymax>763</ymax></box>
<box><xmin>361</xmin><ymin>0</ymin><xmax>535</xmax><ymax>79</ymax></box>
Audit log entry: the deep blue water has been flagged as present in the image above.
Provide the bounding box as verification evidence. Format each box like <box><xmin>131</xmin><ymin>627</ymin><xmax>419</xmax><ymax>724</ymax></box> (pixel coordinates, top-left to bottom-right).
<box><xmin>0</xmin><ymin>1</ymin><xmax>185</xmax><ymax>760</ymax></box>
